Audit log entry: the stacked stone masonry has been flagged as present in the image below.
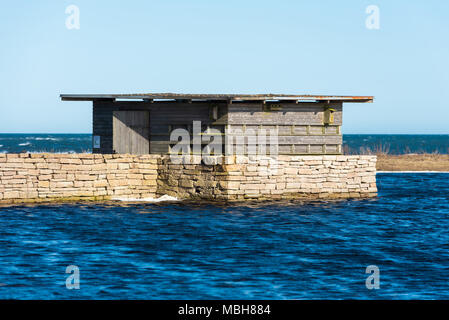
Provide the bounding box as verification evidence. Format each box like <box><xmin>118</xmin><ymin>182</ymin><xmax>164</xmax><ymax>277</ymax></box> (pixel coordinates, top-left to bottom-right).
<box><xmin>0</xmin><ymin>153</ymin><xmax>158</xmax><ymax>203</ymax></box>
<box><xmin>158</xmin><ymin>155</ymin><xmax>377</xmax><ymax>201</ymax></box>
<box><xmin>0</xmin><ymin>153</ymin><xmax>377</xmax><ymax>203</ymax></box>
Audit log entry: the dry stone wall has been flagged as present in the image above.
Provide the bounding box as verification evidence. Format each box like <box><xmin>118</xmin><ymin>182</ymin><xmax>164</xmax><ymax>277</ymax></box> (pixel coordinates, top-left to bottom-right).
<box><xmin>0</xmin><ymin>153</ymin><xmax>158</xmax><ymax>203</ymax></box>
<box><xmin>0</xmin><ymin>153</ymin><xmax>377</xmax><ymax>203</ymax></box>
<box><xmin>158</xmin><ymin>155</ymin><xmax>377</xmax><ymax>201</ymax></box>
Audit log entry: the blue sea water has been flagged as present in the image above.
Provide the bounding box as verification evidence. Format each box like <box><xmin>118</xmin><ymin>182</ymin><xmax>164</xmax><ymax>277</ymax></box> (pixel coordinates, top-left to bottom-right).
<box><xmin>0</xmin><ymin>173</ymin><xmax>448</xmax><ymax>299</ymax></box>
<box><xmin>0</xmin><ymin>134</ymin><xmax>92</xmax><ymax>154</ymax></box>
<box><xmin>0</xmin><ymin>134</ymin><xmax>448</xmax><ymax>154</ymax></box>
<box><xmin>343</xmin><ymin>134</ymin><xmax>449</xmax><ymax>155</ymax></box>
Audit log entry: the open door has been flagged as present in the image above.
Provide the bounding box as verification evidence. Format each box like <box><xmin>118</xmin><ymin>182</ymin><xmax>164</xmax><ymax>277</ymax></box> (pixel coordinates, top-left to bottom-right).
<box><xmin>113</xmin><ymin>111</ymin><xmax>150</xmax><ymax>154</ymax></box>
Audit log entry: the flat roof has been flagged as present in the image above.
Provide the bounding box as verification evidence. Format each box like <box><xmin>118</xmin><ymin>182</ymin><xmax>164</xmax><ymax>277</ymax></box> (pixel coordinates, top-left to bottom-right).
<box><xmin>60</xmin><ymin>93</ymin><xmax>373</xmax><ymax>103</ymax></box>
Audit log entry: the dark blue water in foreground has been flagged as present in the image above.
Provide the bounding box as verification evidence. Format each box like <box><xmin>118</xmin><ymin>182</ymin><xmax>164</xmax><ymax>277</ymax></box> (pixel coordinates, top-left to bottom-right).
<box><xmin>0</xmin><ymin>134</ymin><xmax>448</xmax><ymax>154</ymax></box>
<box><xmin>0</xmin><ymin>173</ymin><xmax>448</xmax><ymax>299</ymax></box>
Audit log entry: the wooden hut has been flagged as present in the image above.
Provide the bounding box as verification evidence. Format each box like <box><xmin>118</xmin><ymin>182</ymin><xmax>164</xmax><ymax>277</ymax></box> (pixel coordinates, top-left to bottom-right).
<box><xmin>60</xmin><ymin>93</ymin><xmax>373</xmax><ymax>155</ymax></box>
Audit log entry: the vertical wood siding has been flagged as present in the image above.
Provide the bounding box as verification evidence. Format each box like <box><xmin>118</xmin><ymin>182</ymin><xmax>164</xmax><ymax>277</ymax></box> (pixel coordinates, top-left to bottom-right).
<box><xmin>92</xmin><ymin>101</ymin><xmax>343</xmax><ymax>155</ymax></box>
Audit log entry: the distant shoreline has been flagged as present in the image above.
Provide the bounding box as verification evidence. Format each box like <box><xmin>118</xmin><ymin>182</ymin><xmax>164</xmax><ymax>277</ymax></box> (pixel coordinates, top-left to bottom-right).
<box><xmin>377</xmin><ymin>154</ymin><xmax>449</xmax><ymax>172</ymax></box>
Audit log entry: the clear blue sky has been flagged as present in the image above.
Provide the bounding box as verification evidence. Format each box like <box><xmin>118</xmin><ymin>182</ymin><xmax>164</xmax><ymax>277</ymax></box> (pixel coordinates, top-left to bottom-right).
<box><xmin>1</xmin><ymin>0</ymin><xmax>448</xmax><ymax>134</ymax></box>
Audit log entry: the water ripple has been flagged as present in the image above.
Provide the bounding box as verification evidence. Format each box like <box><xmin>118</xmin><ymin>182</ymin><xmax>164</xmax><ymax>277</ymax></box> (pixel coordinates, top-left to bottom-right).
<box><xmin>0</xmin><ymin>173</ymin><xmax>448</xmax><ymax>299</ymax></box>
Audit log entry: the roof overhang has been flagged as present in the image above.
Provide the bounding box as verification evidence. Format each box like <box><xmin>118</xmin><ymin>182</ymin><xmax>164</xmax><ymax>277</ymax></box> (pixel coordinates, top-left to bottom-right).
<box><xmin>60</xmin><ymin>93</ymin><xmax>374</xmax><ymax>103</ymax></box>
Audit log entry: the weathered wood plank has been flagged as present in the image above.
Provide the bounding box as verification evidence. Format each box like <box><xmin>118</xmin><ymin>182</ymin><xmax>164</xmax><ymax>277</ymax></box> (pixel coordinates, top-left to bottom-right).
<box><xmin>227</xmin><ymin>103</ymin><xmax>342</xmax><ymax>125</ymax></box>
<box><xmin>113</xmin><ymin>111</ymin><xmax>150</xmax><ymax>154</ymax></box>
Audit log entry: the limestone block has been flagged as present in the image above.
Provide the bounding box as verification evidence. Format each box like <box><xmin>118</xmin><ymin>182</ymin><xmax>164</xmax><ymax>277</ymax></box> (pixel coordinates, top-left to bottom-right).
<box><xmin>16</xmin><ymin>170</ymin><xmax>34</xmax><ymax>178</ymax></box>
<box><xmin>91</xmin><ymin>164</ymin><xmax>107</xmax><ymax>170</ymax></box>
<box><xmin>73</xmin><ymin>181</ymin><xmax>85</xmax><ymax>188</ymax></box>
<box><xmin>3</xmin><ymin>191</ymin><xmax>20</xmax><ymax>199</ymax></box>
<box><xmin>60</xmin><ymin>165</ymin><xmax>80</xmax><ymax>171</ymax></box>
<box><xmin>45</xmin><ymin>164</ymin><xmax>60</xmax><ymax>170</ymax></box>
<box><xmin>227</xmin><ymin>181</ymin><xmax>241</xmax><ymax>190</ymax></box>
<box><xmin>127</xmin><ymin>174</ymin><xmax>143</xmax><ymax>180</ymax></box>
<box><xmin>223</xmin><ymin>164</ymin><xmax>242</xmax><ymax>172</ymax></box>
<box><xmin>75</xmin><ymin>174</ymin><xmax>97</xmax><ymax>181</ymax></box>
<box><xmin>246</xmin><ymin>166</ymin><xmax>257</xmax><ymax>172</ymax></box>
<box><xmin>93</xmin><ymin>180</ymin><xmax>108</xmax><ymax>188</ymax></box>
<box><xmin>106</xmin><ymin>163</ymin><xmax>118</xmax><ymax>170</ymax></box>
<box><xmin>55</xmin><ymin>181</ymin><xmax>74</xmax><ymax>188</ymax></box>
<box><xmin>3</xmin><ymin>162</ymin><xmax>27</xmax><ymax>169</ymax></box>
<box><xmin>361</xmin><ymin>176</ymin><xmax>376</xmax><ymax>183</ymax></box>
<box><xmin>37</xmin><ymin>181</ymin><xmax>50</xmax><ymax>188</ymax></box>
<box><xmin>107</xmin><ymin>180</ymin><xmax>124</xmax><ymax>187</ymax></box>
<box><xmin>335</xmin><ymin>155</ymin><xmax>349</xmax><ymax>162</ymax></box>
<box><xmin>118</xmin><ymin>163</ymin><xmax>130</xmax><ymax>170</ymax></box>
<box><xmin>179</xmin><ymin>180</ymin><xmax>194</xmax><ymax>188</ymax></box>
<box><xmin>137</xmin><ymin>163</ymin><xmax>158</xmax><ymax>170</ymax></box>
<box><xmin>7</xmin><ymin>157</ymin><xmax>25</xmax><ymax>163</ymax></box>
<box><xmin>239</xmin><ymin>183</ymin><xmax>260</xmax><ymax>190</ymax></box>
<box><xmin>60</xmin><ymin>158</ymin><xmax>82</xmax><ymax>165</ymax></box>
<box><xmin>143</xmin><ymin>180</ymin><xmax>157</xmax><ymax>186</ymax></box>
<box><xmin>286</xmin><ymin>183</ymin><xmax>301</xmax><ymax>189</ymax></box>
<box><xmin>284</xmin><ymin>167</ymin><xmax>298</xmax><ymax>174</ymax></box>
<box><xmin>244</xmin><ymin>190</ymin><xmax>261</xmax><ymax>197</ymax></box>
<box><xmin>244</xmin><ymin>172</ymin><xmax>258</xmax><ymax>177</ymax></box>
<box><xmin>302</xmin><ymin>156</ymin><xmax>323</xmax><ymax>161</ymax></box>
<box><xmin>277</xmin><ymin>155</ymin><xmax>291</xmax><ymax>161</ymax></box>
<box><xmin>127</xmin><ymin>179</ymin><xmax>143</xmax><ymax>186</ymax></box>
<box><xmin>264</xmin><ymin>184</ymin><xmax>276</xmax><ymax>190</ymax></box>
<box><xmin>301</xmin><ymin>183</ymin><xmax>317</xmax><ymax>189</ymax></box>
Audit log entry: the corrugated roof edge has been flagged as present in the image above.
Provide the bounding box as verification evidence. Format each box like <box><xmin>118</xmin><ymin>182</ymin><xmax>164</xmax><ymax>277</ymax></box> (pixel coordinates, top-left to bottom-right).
<box><xmin>60</xmin><ymin>93</ymin><xmax>374</xmax><ymax>103</ymax></box>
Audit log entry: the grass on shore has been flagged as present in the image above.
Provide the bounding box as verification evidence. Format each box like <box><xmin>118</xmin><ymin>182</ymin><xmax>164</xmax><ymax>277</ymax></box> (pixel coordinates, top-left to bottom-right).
<box><xmin>343</xmin><ymin>142</ymin><xmax>449</xmax><ymax>171</ymax></box>
<box><xmin>376</xmin><ymin>154</ymin><xmax>449</xmax><ymax>171</ymax></box>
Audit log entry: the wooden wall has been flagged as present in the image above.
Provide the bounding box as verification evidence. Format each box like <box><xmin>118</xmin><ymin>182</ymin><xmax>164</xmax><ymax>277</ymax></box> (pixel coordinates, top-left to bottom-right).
<box><xmin>226</xmin><ymin>102</ymin><xmax>342</xmax><ymax>155</ymax></box>
<box><xmin>92</xmin><ymin>101</ymin><xmax>227</xmax><ymax>154</ymax></box>
<box><xmin>92</xmin><ymin>101</ymin><xmax>114</xmax><ymax>154</ymax></box>
<box><xmin>148</xmin><ymin>102</ymin><xmax>227</xmax><ymax>154</ymax></box>
<box><xmin>92</xmin><ymin>101</ymin><xmax>343</xmax><ymax>155</ymax></box>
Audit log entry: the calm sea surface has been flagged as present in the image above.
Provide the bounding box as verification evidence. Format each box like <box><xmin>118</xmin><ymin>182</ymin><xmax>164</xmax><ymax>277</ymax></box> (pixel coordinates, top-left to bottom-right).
<box><xmin>0</xmin><ymin>134</ymin><xmax>448</xmax><ymax>154</ymax></box>
<box><xmin>0</xmin><ymin>173</ymin><xmax>448</xmax><ymax>299</ymax></box>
